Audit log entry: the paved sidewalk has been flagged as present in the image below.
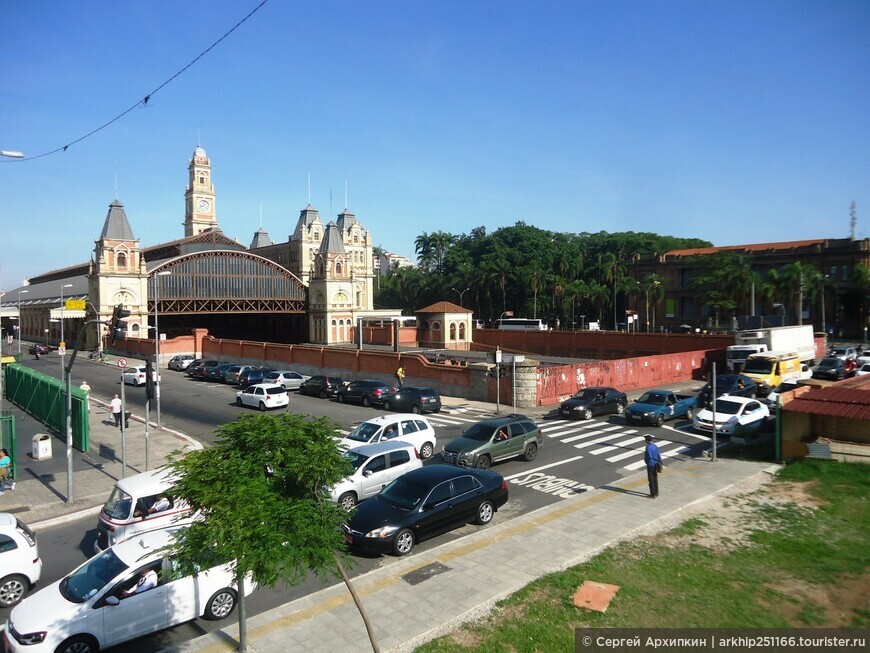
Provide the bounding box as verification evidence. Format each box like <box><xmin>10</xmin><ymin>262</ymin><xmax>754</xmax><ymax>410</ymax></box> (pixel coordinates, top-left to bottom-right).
<box><xmin>160</xmin><ymin>457</ymin><xmax>775</xmax><ymax>653</ymax></box>
<box><xmin>1</xmin><ymin>392</ymin><xmax>201</xmax><ymax>530</ymax></box>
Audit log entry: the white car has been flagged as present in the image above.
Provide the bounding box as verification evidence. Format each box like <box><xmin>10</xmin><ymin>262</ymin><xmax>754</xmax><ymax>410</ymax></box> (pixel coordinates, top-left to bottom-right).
<box><xmin>338</xmin><ymin>414</ymin><xmax>438</xmax><ymax>460</ymax></box>
<box><xmin>235</xmin><ymin>382</ymin><xmax>289</xmax><ymax>411</ymax></box>
<box><xmin>122</xmin><ymin>366</ymin><xmax>159</xmax><ymax>387</ymax></box>
<box><xmin>692</xmin><ymin>396</ymin><xmax>770</xmax><ymax>436</ymax></box>
<box><xmin>0</xmin><ymin>514</ymin><xmax>41</xmax><ymax>608</ymax></box>
<box><xmin>856</xmin><ymin>363</ymin><xmax>870</xmax><ymax>377</ymax></box>
<box><xmin>330</xmin><ymin>441</ymin><xmax>423</xmax><ymax>510</ymax></box>
<box><xmin>3</xmin><ymin>529</ymin><xmax>254</xmax><ymax>653</ymax></box>
<box><xmin>264</xmin><ymin>370</ymin><xmax>310</xmax><ymax>390</ymax></box>
<box><xmin>829</xmin><ymin>346</ymin><xmax>857</xmax><ymax>361</ymax></box>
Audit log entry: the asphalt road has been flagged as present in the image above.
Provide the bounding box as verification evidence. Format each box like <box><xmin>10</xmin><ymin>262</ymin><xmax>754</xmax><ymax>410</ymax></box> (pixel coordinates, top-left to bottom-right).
<box><xmin>12</xmin><ymin>354</ymin><xmax>712</xmax><ymax>651</ymax></box>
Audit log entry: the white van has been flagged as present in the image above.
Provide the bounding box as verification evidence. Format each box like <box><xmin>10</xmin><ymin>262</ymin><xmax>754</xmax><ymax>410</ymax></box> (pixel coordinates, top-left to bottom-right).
<box><xmin>95</xmin><ymin>467</ymin><xmax>194</xmax><ymax>554</ymax></box>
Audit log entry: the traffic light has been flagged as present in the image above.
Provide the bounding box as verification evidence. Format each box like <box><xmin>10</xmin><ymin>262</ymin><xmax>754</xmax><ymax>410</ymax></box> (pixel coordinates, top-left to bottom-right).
<box><xmin>145</xmin><ymin>360</ymin><xmax>155</xmax><ymax>401</ymax></box>
<box><xmin>499</xmin><ymin>364</ymin><xmax>508</xmax><ymax>378</ymax></box>
<box><xmin>109</xmin><ymin>304</ymin><xmax>131</xmax><ymax>344</ymax></box>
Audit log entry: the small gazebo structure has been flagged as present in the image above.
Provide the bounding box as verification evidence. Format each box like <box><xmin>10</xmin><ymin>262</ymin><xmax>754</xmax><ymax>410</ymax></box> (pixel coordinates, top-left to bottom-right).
<box><xmin>416</xmin><ymin>301</ymin><xmax>473</xmax><ymax>350</ymax></box>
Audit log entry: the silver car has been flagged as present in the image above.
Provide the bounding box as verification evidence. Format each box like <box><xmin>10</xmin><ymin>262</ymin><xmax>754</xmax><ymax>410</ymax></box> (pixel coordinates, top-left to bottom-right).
<box><xmin>330</xmin><ymin>441</ymin><xmax>422</xmax><ymax>510</ymax></box>
<box><xmin>265</xmin><ymin>370</ymin><xmax>310</xmax><ymax>390</ymax></box>
<box><xmin>224</xmin><ymin>364</ymin><xmax>255</xmax><ymax>385</ymax></box>
<box><xmin>167</xmin><ymin>355</ymin><xmax>195</xmax><ymax>371</ymax></box>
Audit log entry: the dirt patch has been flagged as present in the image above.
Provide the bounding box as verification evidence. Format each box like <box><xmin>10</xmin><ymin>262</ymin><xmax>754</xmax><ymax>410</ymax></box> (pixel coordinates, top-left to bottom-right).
<box><xmin>763</xmin><ymin>574</ymin><xmax>870</xmax><ymax>627</ymax></box>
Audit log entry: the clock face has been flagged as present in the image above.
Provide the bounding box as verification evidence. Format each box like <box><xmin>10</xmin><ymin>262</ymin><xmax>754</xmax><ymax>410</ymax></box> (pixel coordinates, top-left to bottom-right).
<box><xmin>114</xmin><ymin>291</ymin><xmax>133</xmax><ymax>305</ymax></box>
<box><xmin>197</xmin><ymin>199</ymin><xmax>211</xmax><ymax>213</ymax></box>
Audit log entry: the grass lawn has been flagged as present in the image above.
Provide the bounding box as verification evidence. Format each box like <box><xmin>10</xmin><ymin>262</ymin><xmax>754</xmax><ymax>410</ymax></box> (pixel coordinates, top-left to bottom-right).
<box><xmin>416</xmin><ymin>459</ymin><xmax>869</xmax><ymax>653</ymax></box>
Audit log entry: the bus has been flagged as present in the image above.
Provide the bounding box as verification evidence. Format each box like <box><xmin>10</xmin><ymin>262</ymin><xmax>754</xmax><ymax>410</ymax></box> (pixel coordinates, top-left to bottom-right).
<box><xmin>497</xmin><ymin>318</ymin><xmax>547</xmax><ymax>331</ymax></box>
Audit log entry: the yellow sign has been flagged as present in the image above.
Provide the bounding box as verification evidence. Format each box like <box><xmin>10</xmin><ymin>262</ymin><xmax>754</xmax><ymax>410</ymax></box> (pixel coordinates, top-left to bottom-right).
<box><xmin>66</xmin><ymin>299</ymin><xmax>86</xmax><ymax>310</ymax></box>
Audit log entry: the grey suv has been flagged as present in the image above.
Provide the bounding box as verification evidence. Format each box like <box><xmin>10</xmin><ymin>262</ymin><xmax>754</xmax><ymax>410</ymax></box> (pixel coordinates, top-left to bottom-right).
<box><xmin>441</xmin><ymin>414</ymin><xmax>543</xmax><ymax>469</ymax></box>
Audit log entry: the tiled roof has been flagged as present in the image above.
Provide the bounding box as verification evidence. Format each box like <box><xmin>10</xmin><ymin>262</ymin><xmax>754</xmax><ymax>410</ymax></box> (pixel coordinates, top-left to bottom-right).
<box><xmin>783</xmin><ymin>377</ymin><xmax>870</xmax><ymax>420</ymax></box>
<box><xmin>416</xmin><ymin>301</ymin><xmax>472</xmax><ymax>314</ymax></box>
<box><xmin>665</xmin><ymin>239</ymin><xmax>826</xmax><ymax>257</ymax></box>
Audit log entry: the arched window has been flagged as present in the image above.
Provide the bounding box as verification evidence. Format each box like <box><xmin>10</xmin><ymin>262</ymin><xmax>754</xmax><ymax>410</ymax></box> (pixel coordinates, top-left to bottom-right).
<box><xmin>459</xmin><ymin>323</ymin><xmax>466</xmax><ymax>340</ymax></box>
<box><xmin>449</xmin><ymin>323</ymin><xmax>457</xmax><ymax>340</ymax></box>
<box><xmin>117</xmin><ymin>252</ymin><xmax>127</xmax><ymax>270</ymax></box>
<box><xmin>336</xmin><ymin>262</ymin><xmax>343</xmax><ymax>275</ymax></box>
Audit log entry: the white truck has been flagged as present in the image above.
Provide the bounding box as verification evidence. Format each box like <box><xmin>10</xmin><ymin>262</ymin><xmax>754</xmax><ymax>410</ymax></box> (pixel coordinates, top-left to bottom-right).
<box><xmin>726</xmin><ymin>325</ymin><xmax>816</xmax><ymax>372</ymax></box>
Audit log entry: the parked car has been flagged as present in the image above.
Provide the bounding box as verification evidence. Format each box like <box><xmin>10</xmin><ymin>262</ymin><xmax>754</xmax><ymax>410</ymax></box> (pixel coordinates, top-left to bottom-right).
<box><xmin>238</xmin><ymin>366</ymin><xmax>271</xmax><ymax>388</ymax></box>
<box><xmin>3</xmin><ymin>529</ymin><xmax>254</xmax><ymax>653</ymax></box>
<box><xmin>829</xmin><ymin>346</ymin><xmax>857</xmax><ymax>361</ymax></box>
<box><xmin>696</xmin><ymin>374</ymin><xmax>758</xmax><ymax>408</ymax></box>
<box><xmin>186</xmin><ymin>359</ymin><xmax>216</xmax><ymax>377</ymax></box>
<box><xmin>338</xmin><ymin>414</ymin><xmax>437</xmax><ymax>460</ymax></box>
<box><xmin>122</xmin><ymin>365</ymin><xmax>159</xmax><ymax>387</ymax></box>
<box><xmin>189</xmin><ymin>360</ymin><xmax>225</xmax><ymax>379</ymax></box>
<box><xmin>558</xmin><ymin>386</ymin><xmax>627</xmax><ymax>420</ymax></box>
<box><xmin>223</xmin><ymin>364</ymin><xmax>255</xmax><ymax>385</ymax></box>
<box><xmin>330</xmin><ymin>441</ymin><xmax>423</xmax><ymax>510</ymax></box>
<box><xmin>235</xmin><ymin>383</ymin><xmax>289</xmax><ymax>411</ymax></box>
<box><xmin>336</xmin><ymin>380</ymin><xmax>398</xmax><ymax>407</ymax></box>
<box><xmin>167</xmin><ymin>355</ymin><xmax>195</xmax><ymax>371</ymax></box>
<box><xmin>0</xmin><ymin>513</ymin><xmax>41</xmax><ymax>608</ymax></box>
<box><xmin>381</xmin><ymin>386</ymin><xmax>442</xmax><ymax>414</ymax></box>
<box><xmin>441</xmin><ymin>414</ymin><xmax>542</xmax><ymax>469</ymax></box>
<box><xmin>813</xmin><ymin>357</ymin><xmax>846</xmax><ymax>381</ymax></box>
<box><xmin>265</xmin><ymin>370</ymin><xmax>310</xmax><ymax>391</ymax></box>
<box><xmin>299</xmin><ymin>375</ymin><xmax>345</xmax><ymax>398</ymax></box>
<box><xmin>28</xmin><ymin>344</ymin><xmax>51</xmax><ymax>355</ymax></box>
<box><xmin>203</xmin><ymin>362</ymin><xmax>234</xmax><ymax>382</ymax></box>
<box><xmin>856</xmin><ymin>362</ymin><xmax>870</xmax><ymax>377</ymax></box>
<box><xmin>342</xmin><ymin>464</ymin><xmax>508</xmax><ymax>556</ymax></box>
<box><xmin>692</xmin><ymin>397</ymin><xmax>770</xmax><ymax>437</ymax></box>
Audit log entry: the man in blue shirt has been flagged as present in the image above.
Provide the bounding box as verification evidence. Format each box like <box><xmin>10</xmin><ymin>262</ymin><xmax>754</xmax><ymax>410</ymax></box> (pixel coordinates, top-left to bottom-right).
<box><xmin>644</xmin><ymin>435</ymin><xmax>662</xmax><ymax>498</ymax></box>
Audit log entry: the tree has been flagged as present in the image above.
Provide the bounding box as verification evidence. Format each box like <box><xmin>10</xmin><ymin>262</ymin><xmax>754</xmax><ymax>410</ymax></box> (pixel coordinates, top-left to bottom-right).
<box><xmin>166</xmin><ymin>413</ymin><xmax>379</xmax><ymax>653</ymax></box>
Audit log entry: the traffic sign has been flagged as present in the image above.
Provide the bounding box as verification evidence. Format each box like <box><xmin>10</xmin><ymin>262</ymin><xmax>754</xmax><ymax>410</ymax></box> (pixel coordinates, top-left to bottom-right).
<box><xmin>118</xmin><ymin>358</ymin><xmax>128</xmax><ymax>368</ymax></box>
<box><xmin>57</xmin><ymin>347</ymin><xmax>66</xmax><ymax>356</ymax></box>
<box><xmin>66</xmin><ymin>299</ymin><xmax>86</xmax><ymax>310</ymax></box>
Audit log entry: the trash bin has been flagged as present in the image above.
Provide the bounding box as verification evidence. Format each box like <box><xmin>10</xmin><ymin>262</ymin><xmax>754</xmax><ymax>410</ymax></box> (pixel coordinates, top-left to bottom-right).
<box><xmin>124</xmin><ymin>412</ymin><xmax>132</xmax><ymax>429</ymax></box>
<box><xmin>33</xmin><ymin>434</ymin><xmax>52</xmax><ymax>460</ymax></box>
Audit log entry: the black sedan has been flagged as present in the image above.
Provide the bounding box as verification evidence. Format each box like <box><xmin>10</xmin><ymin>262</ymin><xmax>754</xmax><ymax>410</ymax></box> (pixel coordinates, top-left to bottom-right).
<box><xmin>697</xmin><ymin>374</ymin><xmax>758</xmax><ymax>407</ymax></box>
<box><xmin>337</xmin><ymin>380</ymin><xmax>398</xmax><ymax>407</ymax></box>
<box><xmin>558</xmin><ymin>386</ymin><xmax>627</xmax><ymax>420</ymax></box>
<box><xmin>342</xmin><ymin>465</ymin><xmax>508</xmax><ymax>556</ymax></box>
<box><xmin>381</xmin><ymin>386</ymin><xmax>442</xmax><ymax>414</ymax></box>
<box><xmin>299</xmin><ymin>375</ymin><xmax>345</xmax><ymax>398</ymax></box>
<box><xmin>813</xmin><ymin>357</ymin><xmax>846</xmax><ymax>381</ymax></box>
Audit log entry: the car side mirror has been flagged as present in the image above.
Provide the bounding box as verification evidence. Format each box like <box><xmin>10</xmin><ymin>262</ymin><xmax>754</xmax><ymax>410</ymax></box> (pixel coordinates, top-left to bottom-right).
<box><xmin>363</xmin><ymin>470</ymin><xmax>373</xmax><ymax>477</ymax></box>
<box><xmin>105</xmin><ymin>596</ymin><xmax>120</xmax><ymax>606</ymax></box>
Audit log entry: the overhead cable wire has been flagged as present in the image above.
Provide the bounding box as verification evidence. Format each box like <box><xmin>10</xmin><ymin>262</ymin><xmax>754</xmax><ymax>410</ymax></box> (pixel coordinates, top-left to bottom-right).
<box><xmin>4</xmin><ymin>0</ymin><xmax>270</xmax><ymax>163</ymax></box>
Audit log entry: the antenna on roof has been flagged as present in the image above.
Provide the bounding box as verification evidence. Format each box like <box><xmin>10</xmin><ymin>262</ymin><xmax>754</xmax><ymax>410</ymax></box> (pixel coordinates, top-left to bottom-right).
<box><xmin>114</xmin><ymin>165</ymin><xmax>118</xmax><ymax>199</ymax></box>
<box><xmin>344</xmin><ymin>179</ymin><xmax>348</xmax><ymax>210</ymax></box>
<box><xmin>197</xmin><ymin>128</ymin><xmax>201</xmax><ymax>147</ymax></box>
<box><xmin>259</xmin><ymin>203</ymin><xmax>263</xmax><ymax>229</ymax></box>
<box><xmin>307</xmin><ymin>174</ymin><xmax>311</xmax><ymax>206</ymax></box>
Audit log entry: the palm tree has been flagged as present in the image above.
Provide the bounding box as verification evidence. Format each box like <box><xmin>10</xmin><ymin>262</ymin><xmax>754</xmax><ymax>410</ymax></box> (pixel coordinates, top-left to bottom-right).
<box><xmin>563</xmin><ymin>279</ymin><xmax>589</xmax><ymax>329</ymax></box>
<box><xmin>585</xmin><ymin>281</ymin><xmax>610</xmax><ymax>326</ymax></box>
<box><xmin>523</xmin><ymin>268</ymin><xmax>543</xmax><ymax>319</ymax></box>
<box><xmin>779</xmin><ymin>261</ymin><xmax>812</xmax><ymax>325</ymax></box>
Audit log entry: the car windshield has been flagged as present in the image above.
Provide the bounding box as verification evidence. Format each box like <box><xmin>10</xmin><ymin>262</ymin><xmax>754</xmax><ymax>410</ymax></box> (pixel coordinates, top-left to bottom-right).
<box><xmin>377</xmin><ymin>476</ymin><xmax>429</xmax><ymax>510</ymax></box>
<box><xmin>819</xmin><ymin>358</ymin><xmax>839</xmax><ymax>367</ymax></box>
<box><xmin>636</xmin><ymin>392</ymin><xmax>667</xmax><ymax>406</ymax></box>
<box><xmin>711</xmin><ymin>399</ymin><xmax>743</xmax><ymax>415</ymax></box>
<box><xmin>461</xmin><ymin>422</ymin><xmax>498</xmax><ymax>441</ymax></box>
<box><xmin>346</xmin><ymin>422</ymin><xmax>381</xmax><ymax>443</ymax></box>
<box><xmin>101</xmin><ymin>486</ymin><xmax>133</xmax><ymax>520</ymax></box>
<box><xmin>343</xmin><ymin>450</ymin><xmax>368</xmax><ymax>472</ymax></box>
<box><xmin>743</xmin><ymin>359</ymin><xmax>774</xmax><ymax>374</ymax></box>
<box><xmin>59</xmin><ymin>548</ymin><xmax>130</xmax><ymax>603</ymax></box>
<box><xmin>773</xmin><ymin>382</ymin><xmax>798</xmax><ymax>393</ymax></box>
<box><xmin>573</xmin><ymin>389</ymin><xmax>596</xmax><ymax>400</ymax></box>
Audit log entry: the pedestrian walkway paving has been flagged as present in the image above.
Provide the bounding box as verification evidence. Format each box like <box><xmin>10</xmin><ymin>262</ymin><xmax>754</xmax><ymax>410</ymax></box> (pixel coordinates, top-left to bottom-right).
<box><xmin>1</xmin><ymin>393</ymin><xmax>201</xmax><ymax>529</ymax></box>
<box><xmin>161</xmin><ymin>455</ymin><xmax>776</xmax><ymax>653</ymax></box>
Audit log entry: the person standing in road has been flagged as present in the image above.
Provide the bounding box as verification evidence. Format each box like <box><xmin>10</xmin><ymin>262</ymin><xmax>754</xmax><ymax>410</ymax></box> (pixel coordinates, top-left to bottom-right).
<box><xmin>396</xmin><ymin>365</ymin><xmax>406</xmax><ymax>388</ymax></box>
<box><xmin>644</xmin><ymin>435</ymin><xmax>662</xmax><ymax>498</ymax></box>
<box><xmin>111</xmin><ymin>393</ymin><xmax>123</xmax><ymax>428</ymax></box>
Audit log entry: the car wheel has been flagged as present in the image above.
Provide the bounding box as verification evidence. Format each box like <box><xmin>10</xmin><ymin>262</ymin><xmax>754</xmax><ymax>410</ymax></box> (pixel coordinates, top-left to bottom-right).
<box><xmin>338</xmin><ymin>492</ymin><xmax>357</xmax><ymax>510</ymax></box>
<box><xmin>204</xmin><ymin>588</ymin><xmax>237</xmax><ymax>620</ymax></box>
<box><xmin>522</xmin><ymin>442</ymin><xmax>538</xmax><ymax>461</ymax></box>
<box><xmin>258</xmin><ymin>401</ymin><xmax>267</xmax><ymax>412</ymax></box>
<box><xmin>338</xmin><ymin>393</ymin><xmax>345</xmax><ymax>403</ymax></box>
<box><xmin>685</xmin><ymin>407</ymin><xmax>694</xmax><ymax>420</ymax></box>
<box><xmin>475</xmin><ymin>500</ymin><xmax>495</xmax><ymax>525</ymax></box>
<box><xmin>362</xmin><ymin>395</ymin><xmax>371</xmax><ymax>407</ymax></box>
<box><xmin>54</xmin><ymin>635</ymin><xmax>99</xmax><ymax>653</ymax></box>
<box><xmin>582</xmin><ymin>408</ymin><xmax>592</xmax><ymax>420</ymax></box>
<box><xmin>616</xmin><ymin>402</ymin><xmax>625</xmax><ymax>415</ymax></box>
<box><xmin>0</xmin><ymin>574</ymin><xmax>28</xmax><ymax>607</ymax></box>
<box><xmin>412</xmin><ymin>405</ymin><xmax>422</xmax><ymax>414</ymax></box>
<box><xmin>655</xmin><ymin>413</ymin><xmax>665</xmax><ymax>428</ymax></box>
<box><xmin>420</xmin><ymin>442</ymin><xmax>434</xmax><ymax>460</ymax></box>
<box><xmin>319</xmin><ymin>390</ymin><xmax>327</xmax><ymax>399</ymax></box>
<box><xmin>383</xmin><ymin>400</ymin><xmax>392</xmax><ymax>411</ymax></box>
<box><xmin>393</xmin><ymin>528</ymin><xmax>415</xmax><ymax>556</ymax></box>
<box><xmin>236</xmin><ymin>397</ymin><xmax>243</xmax><ymax>407</ymax></box>
<box><xmin>474</xmin><ymin>455</ymin><xmax>491</xmax><ymax>470</ymax></box>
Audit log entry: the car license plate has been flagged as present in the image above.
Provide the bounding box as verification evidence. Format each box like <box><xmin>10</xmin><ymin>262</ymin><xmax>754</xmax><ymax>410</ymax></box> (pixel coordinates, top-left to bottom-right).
<box><xmin>631</xmin><ymin>415</ymin><xmax>641</xmax><ymax>421</ymax></box>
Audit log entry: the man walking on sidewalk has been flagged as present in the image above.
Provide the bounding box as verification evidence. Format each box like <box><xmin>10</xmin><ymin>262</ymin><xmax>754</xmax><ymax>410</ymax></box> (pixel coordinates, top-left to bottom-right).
<box><xmin>644</xmin><ymin>434</ymin><xmax>662</xmax><ymax>498</ymax></box>
<box><xmin>111</xmin><ymin>394</ymin><xmax>123</xmax><ymax>428</ymax></box>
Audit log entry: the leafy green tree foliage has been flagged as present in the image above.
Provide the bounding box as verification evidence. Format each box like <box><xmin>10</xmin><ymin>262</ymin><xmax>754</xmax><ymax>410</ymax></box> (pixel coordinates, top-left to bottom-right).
<box><xmin>166</xmin><ymin>413</ymin><xmax>374</xmax><ymax>652</ymax></box>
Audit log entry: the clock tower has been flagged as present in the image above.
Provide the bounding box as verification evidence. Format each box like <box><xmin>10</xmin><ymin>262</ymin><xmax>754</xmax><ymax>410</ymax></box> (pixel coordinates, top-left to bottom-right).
<box><xmin>183</xmin><ymin>145</ymin><xmax>218</xmax><ymax>237</ymax></box>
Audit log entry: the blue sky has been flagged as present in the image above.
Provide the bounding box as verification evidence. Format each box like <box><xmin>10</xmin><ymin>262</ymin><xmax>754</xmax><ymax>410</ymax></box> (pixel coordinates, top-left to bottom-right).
<box><xmin>2</xmin><ymin>0</ymin><xmax>868</xmax><ymax>287</ymax></box>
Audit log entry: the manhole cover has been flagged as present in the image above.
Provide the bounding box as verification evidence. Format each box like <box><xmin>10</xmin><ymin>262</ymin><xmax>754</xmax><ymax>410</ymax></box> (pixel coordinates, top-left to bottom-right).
<box><xmin>402</xmin><ymin>562</ymin><xmax>451</xmax><ymax>586</ymax></box>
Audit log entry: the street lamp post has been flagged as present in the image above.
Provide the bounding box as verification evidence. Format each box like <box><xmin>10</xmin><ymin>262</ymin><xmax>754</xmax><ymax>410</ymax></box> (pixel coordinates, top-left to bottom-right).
<box><xmin>17</xmin><ymin>289</ymin><xmax>28</xmax><ymax>354</ymax></box>
<box><xmin>451</xmin><ymin>287</ymin><xmax>470</xmax><ymax>308</ymax></box>
<box><xmin>820</xmin><ymin>275</ymin><xmax>828</xmax><ymax>335</ymax></box>
<box><xmin>652</xmin><ymin>280</ymin><xmax>661</xmax><ymax>333</ymax></box>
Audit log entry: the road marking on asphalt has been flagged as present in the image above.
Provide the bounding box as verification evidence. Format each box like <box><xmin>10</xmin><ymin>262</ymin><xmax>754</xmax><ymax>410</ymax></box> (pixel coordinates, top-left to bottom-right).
<box><xmin>501</xmin><ymin>455</ymin><xmax>585</xmax><ymax>481</ymax></box>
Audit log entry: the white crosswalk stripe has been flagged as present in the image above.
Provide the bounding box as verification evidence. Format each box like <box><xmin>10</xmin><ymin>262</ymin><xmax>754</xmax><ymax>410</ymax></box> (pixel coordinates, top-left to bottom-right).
<box><xmin>534</xmin><ymin>418</ymin><xmax>707</xmax><ymax>471</ymax></box>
